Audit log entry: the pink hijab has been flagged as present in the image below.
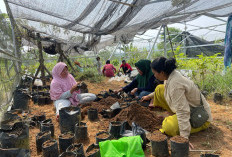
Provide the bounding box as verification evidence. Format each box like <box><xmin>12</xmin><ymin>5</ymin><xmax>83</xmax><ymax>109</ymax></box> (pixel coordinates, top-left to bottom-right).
<box><xmin>50</xmin><ymin>62</ymin><xmax>80</xmax><ymax>105</ymax></box>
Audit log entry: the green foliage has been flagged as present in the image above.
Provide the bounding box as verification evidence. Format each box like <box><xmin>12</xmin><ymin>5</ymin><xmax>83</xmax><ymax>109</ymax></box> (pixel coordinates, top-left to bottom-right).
<box><xmin>112</xmin><ymin>59</ymin><xmax>119</xmax><ymax>66</ymax></box>
<box><xmin>75</xmin><ymin>68</ymin><xmax>103</xmax><ymax>83</ymax></box>
<box><xmin>175</xmin><ymin>53</ymin><xmax>231</xmax><ymax>97</ymax></box>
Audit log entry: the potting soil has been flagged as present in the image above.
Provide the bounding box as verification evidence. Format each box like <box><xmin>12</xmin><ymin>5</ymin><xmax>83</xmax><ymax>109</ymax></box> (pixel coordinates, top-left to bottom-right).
<box><xmin>69</xmin><ymin>145</ymin><xmax>82</xmax><ymax>152</ymax></box>
<box><xmin>59</xmin><ymin>133</ymin><xmax>74</xmax><ymax>139</ymax></box>
<box><xmin>86</xmin><ymin>147</ymin><xmax>99</xmax><ymax>156</ymax></box>
<box><xmin>8</xmin><ymin>127</ymin><xmax>23</xmax><ymax>136</ymax></box>
<box><xmin>171</xmin><ymin>135</ymin><xmax>189</xmax><ymax>143</ymax></box>
<box><xmin>43</xmin><ymin>140</ymin><xmax>55</xmax><ymax>147</ymax></box>
<box><xmin>81</xmin><ymin>96</ymin><xmax>123</xmax><ymax>114</ymax></box>
<box><xmin>38</xmin><ymin>132</ymin><xmax>50</xmax><ymax>138</ymax></box>
<box><xmin>113</xmin><ymin>103</ymin><xmax>163</xmax><ymax>132</ymax></box>
<box><xmin>149</xmin><ymin>131</ymin><xmax>167</xmax><ymax>141</ymax></box>
<box><xmin>97</xmin><ymin>133</ymin><xmax>110</xmax><ymax>139</ymax></box>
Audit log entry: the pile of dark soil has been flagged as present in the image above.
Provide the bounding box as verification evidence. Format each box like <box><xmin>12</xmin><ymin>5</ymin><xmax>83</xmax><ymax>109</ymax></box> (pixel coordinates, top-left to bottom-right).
<box><xmin>113</xmin><ymin>104</ymin><xmax>163</xmax><ymax>132</ymax></box>
<box><xmin>81</xmin><ymin>96</ymin><xmax>123</xmax><ymax>115</ymax></box>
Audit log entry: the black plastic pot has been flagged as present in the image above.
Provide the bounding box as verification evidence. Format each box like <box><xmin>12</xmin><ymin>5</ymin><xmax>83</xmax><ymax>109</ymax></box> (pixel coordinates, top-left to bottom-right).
<box><xmin>59</xmin><ymin>107</ymin><xmax>81</xmax><ymax>133</ymax></box>
<box><xmin>36</xmin><ymin>130</ymin><xmax>51</xmax><ymax>153</ymax></box>
<box><xmin>39</xmin><ymin>119</ymin><xmax>52</xmax><ymax>129</ymax></box>
<box><xmin>43</xmin><ymin>92</ymin><xmax>50</xmax><ymax>96</ymax></box>
<box><xmin>0</xmin><ymin>148</ymin><xmax>30</xmax><ymax>157</ymax></box>
<box><xmin>86</xmin><ymin>144</ymin><xmax>100</xmax><ymax>157</ymax></box>
<box><xmin>41</xmin><ymin>123</ymin><xmax>54</xmax><ymax>137</ymax></box>
<box><xmin>38</xmin><ymin>96</ymin><xmax>47</xmax><ymax>105</ymax></box>
<box><xmin>75</xmin><ymin>122</ymin><xmax>88</xmax><ymax>141</ymax></box>
<box><xmin>42</xmin><ymin>139</ymin><xmax>59</xmax><ymax>157</ymax></box>
<box><xmin>59</xmin><ymin>152</ymin><xmax>77</xmax><ymax>157</ymax></box>
<box><xmin>32</xmin><ymin>95</ymin><xmax>39</xmax><ymax>104</ymax></box>
<box><xmin>13</xmin><ymin>88</ymin><xmax>29</xmax><ymax>110</ymax></box>
<box><xmin>87</xmin><ymin>108</ymin><xmax>98</xmax><ymax>121</ymax></box>
<box><xmin>66</xmin><ymin>144</ymin><xmax>84</xmax><ymax>156</ymax></box>
<box><xmin>150</xmin><ymin>135</ymin><xmax>169</xmax><ymax>157</ymax></box>
<box><xmin>213</xmin><ymin>93</ymin><xmax>223</xmax><ymax>103</ymax></box>
<box><xmin>96</xmin><ymin>131</ymin><xmax>111</xmax><ymax>144</ymax></box>
<box><xmin>45</xmin><ymin>96</ymin><xmax>52</xmax><ymax>104</ymax></box>
<box><xmin>170</xmin><ymin>137</ymin><xmax>189</xmax><ymax>157</ymax></box>
<box><xmin>32</xmin><ymin>113</ymin><xmax>46</xmax><ymax>127</ymax></box>
<box><xmin>58</xmin><ymin>132</ymin><xmax>74</xmax><ymax>153</ymax></box>
<box><xmin>200</xmin><ymin>154</ymin><xmax>220</xmax><ymax>157</ymax></box>
<box><xmin>109</xmin><ymin>121</ymin><xmax>121</xmax><ymax>139</ymax></box>
<box><xmin>3</xmin><ymin>112</ymin><xmax>19</xmax><ymax>121</ymax></box>
<box><xmin>0</xmin><ymin>122</ymin><xmax>29</xmax><ymax>149</ymax></box>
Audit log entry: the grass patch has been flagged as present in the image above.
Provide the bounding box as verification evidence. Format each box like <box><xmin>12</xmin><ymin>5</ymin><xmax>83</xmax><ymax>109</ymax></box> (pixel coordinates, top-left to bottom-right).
<box><xmin>74</xmin><ymin>68</ymin><xmax>103</xmax><ymax>83</ymax></box>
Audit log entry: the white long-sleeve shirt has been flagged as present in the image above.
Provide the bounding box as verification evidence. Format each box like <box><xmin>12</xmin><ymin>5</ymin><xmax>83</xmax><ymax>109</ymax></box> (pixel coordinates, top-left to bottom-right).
<box><xmin>149</xmin><ymin>70</ymin><xmax>212</xmax><ymax>139</ymax></box>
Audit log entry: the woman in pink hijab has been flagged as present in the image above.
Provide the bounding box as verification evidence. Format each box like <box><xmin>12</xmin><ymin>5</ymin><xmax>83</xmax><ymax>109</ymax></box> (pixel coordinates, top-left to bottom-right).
<box><xmin>50</xmin><ymin>62</ymin><xmax>96</xmax><ymax>120</ymax></box>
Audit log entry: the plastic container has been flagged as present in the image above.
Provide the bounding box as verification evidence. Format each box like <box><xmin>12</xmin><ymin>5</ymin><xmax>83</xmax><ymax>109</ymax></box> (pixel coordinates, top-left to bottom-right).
<box><xmin>95</xmin><ymin>131</ymin><xmax>111</xmax><ymax>144</ymax></box>
<box><xmin>213</xmin><ymin>93</ymin><xmax>223</xmax><ymax>103</ymax></box>
<box><xmin>32</xmin><ymin>113</ymin><xmax>46</xmax><ymax>127</ymax></box>
<box><xmin>150</xmin><ymin>132</ymin><xmax>169</xmax><ymax>157</ymax></box>
<box><xmin>75</xmin><ymin>122</ymin><xmax>88</xmax><ymax>141</ymax></box>
<box><xmin>66</xmin><ymin>144</ymin><xmax>84</xmax><ymax>156</ymax></box>
<box><xmin>13</xmin><ymin>88</ymin><xmax>29</xmax><ymax>110</ymax></box>
<box><xmin>170</xmin><ymin>136</ymin><xmax>189</xmax><ymax>157</ymax></box>
<box><xmin>0</xmin><ymin>148</ymin><xmax>30</xmax><ymax>157</ymax></box>
<box><xmin>58</xmin><ymin>132</ymin><xmax>74</xmax><ymax>153</ymax></box>
<box><xmin>42</xmin><ymin>139</ymin><xmax>59</xmax><ymax>157</ymax></box>
<box><xmin>59</xmin><ymin>107</ymin><xmax>81</xmax><ymax>133</ymax></box>
<box><xmin>41</xmin><ymin>123</ymin><xmax>54</xmax><ymax>137</ymax></box>
<box><xmin>36</xmin><ymin>130</ymin><xmax>51</xmax><ymax>153</ymax></box>
<box><xmin>109</xmin><ymin>121</ymin><xmax>121</xmax><ymax>138</ymax></box>
<box><xmin>87</xmin><ymin>108</ymin><xmax>98</xmax><ymax>121</ymax></box>
<box><xmin>0</xmin><ymin>122</ymin><xmax>29</xmax><ymax>149</ymax></box>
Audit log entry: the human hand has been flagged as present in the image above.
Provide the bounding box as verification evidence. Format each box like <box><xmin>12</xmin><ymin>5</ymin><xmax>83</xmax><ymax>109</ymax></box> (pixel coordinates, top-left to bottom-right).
<box><xmin>70</xmin><ymin>84</ymin><xmax>79</xmax><ymax>94</ymax></box>
<box><xmin>140</xmin><ymin>96</ymin><xmax>151</xmax><ymax>102</ymax></box>
<box><xmin>114</xmin><ymin>88</ymin><xmax>123</xmax><ymax>93</ymax></box>
<box><xmin>189</xmin><ymin>141</ymin><xmax>194</xmax><ymax>150</ymax></box>
<box><xmin>131</xmin><ymin>88</ymin><xmax>138</xmax><ymax>95</ymax></box>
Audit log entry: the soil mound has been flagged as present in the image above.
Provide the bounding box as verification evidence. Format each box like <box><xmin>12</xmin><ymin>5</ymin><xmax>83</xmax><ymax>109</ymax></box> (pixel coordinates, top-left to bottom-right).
<box><xmin>113</xmin><ymin>103</ymin><xmax>163</xmax><ymax>132</ymax></box>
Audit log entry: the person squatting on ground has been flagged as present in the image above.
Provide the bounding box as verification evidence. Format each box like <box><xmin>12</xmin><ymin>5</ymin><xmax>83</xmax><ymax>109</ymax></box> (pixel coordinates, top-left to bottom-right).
<box><xmin>50</xmin><ymin>62</ymin><xmax>96</xmax><ymax>120</ymax></box>
<box><xmin>118</xmin><ymin>60</ymin><xmax>133</xmax><ymax>76</ymax></box>
<box><xmin>141</xmin><ymin>57</ymin><xmax>212</xmax><ymax>143</ymax></box>
<box><xmin>102</xmin><ymin>60</ymin><xmax>116</xmax><ymax>77</ymax></box>
<box><xmin>115</xmin><ymin>59</ymin><xmax>161</xmax><ymax>99</ymax></box>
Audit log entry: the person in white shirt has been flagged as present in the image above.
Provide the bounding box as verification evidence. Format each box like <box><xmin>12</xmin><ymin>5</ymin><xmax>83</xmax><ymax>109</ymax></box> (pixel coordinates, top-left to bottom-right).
<box><xmin>141</xmin><ymin>57</ymin><xmax>212</xmax><ymax>142</ymax></box>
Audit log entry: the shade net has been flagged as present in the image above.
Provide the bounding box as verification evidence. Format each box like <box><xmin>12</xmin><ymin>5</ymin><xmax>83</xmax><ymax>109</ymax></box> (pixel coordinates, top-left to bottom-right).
<box><xmin>5</xmin><ymin>0</ymin><xmax>232</xmax><ymax>51</ymax></box>
<box><xmin>0</xmin><ymin>10</ymin><xmax>21</xmax><ymax>114</ymax></box>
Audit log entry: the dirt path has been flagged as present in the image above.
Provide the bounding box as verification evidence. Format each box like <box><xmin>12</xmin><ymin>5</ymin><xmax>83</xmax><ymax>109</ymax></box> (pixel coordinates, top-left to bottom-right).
<box><xmin>28</xmin><ymin>78</ymin><xmax>232</xmax><ymax>157</ymax></box>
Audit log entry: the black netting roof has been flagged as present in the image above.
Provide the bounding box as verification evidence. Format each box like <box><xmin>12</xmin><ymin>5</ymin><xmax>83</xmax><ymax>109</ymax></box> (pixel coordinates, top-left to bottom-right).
<box><xmin>4</xmin><ymin>0</ymin><xmax>232</xmax><ymax>51</ymax></box>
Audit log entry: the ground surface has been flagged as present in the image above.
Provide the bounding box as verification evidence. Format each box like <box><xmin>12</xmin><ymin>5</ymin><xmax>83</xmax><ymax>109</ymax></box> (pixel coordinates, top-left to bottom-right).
<box><xmin>29</xmin><ymin>78</ymin><xmax>232</xmax><ymax>157</ymax></box>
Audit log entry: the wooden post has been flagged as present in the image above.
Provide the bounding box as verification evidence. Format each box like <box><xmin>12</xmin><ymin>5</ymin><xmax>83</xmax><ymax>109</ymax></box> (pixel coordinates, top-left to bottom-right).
<box><xmin>37</xmin><ymin>33</ymin><xmax>46</xmax><ymax>85</ymax></box>
<box><xmin>57</xmin><ymin>43</ymin><xmax>76</xmax><ymax>72</ymax></box>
